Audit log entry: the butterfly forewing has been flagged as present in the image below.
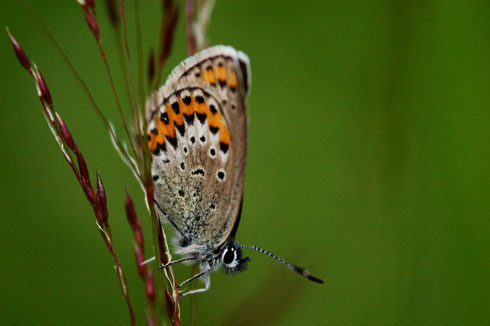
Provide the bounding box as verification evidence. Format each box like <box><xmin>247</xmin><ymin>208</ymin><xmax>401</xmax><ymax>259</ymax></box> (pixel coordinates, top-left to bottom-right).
<box><xmin>146</xmin><ymin>46</ymin><xmax>250</xmax><ymax>249</ymax></box>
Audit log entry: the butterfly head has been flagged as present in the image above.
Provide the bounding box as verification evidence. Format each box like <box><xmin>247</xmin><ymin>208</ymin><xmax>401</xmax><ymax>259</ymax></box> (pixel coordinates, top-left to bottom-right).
<box><xmin>220</xmin><ymin>241</ymin><xmax>250</xmax><ymax>273</ymax></box>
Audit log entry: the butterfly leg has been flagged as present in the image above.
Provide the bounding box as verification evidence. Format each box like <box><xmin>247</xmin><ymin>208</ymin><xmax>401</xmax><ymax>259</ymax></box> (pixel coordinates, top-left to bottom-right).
<box><xmin>158</xmin><ymin>256</ymin><xmax>200</xmax><ymax>269</ymax></box>
<box><xmin>179</xmin><ymin>272</ymin><xmax>211</xmax><ymax>297</ymax></box>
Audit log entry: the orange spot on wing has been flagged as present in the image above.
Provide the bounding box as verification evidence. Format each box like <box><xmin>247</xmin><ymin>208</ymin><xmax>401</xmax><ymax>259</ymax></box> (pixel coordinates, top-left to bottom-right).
<box><xmin>148</xmin><ymin>115</ymin><xmax>166</xmax><ymax>151</ymax></box>
<box><xmin>195</xmin><ymin>97</ymin><xmax>207</xmax><ymax>115</ymax></box>
<box><xmin>227</xmin><ymin>70</ymin><xmax>238</xmax><ymax>88</ymax></box>
<box><xmin>208</xmin><ymin>110</ymin><xmax>221</xmax><ymax>129</ymax></box>
<box><xmin>179</xmin><ymin>97</ymin><xmax>193</xmax><ymax>116</ymax></box>
<box><xmin>155</xmin><ymin>127</ymin><xmax>165</xmax><ymax>144</ymax></box>
<box><xmin>159</xmin><ymin>108</ymin><xmax>175</xmax><ymax>139</ymax></box>
<box><xmin>167</xmin><ymin>102</ymin><xmax>183</xmax><ymax>126</ymax></box>
<box><xmin>148</xmin><ymin>134</ymin><xmax>157</xmax><ymax>151</ymax></box>
<box><xmin>203</xmin><ymin>66</ymin><xmax>216</xmax><ymax>85</ymax></box>
<box><xmin>216</xmin><ymin>64</ymin><xmax>227</xmax><ymax>83</ymax></box>
<box><xmin>219</xmin><ymin>119</ymin><xmax>230</xmax><ymax>145</ymax></box>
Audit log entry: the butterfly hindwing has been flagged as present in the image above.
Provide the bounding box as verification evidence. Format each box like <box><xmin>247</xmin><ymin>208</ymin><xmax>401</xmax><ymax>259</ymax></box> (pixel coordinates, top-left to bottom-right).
<box><xmin>146</xmin><ymin>46</ymin><xmax>251</xmax><ymax>249</ymax></box>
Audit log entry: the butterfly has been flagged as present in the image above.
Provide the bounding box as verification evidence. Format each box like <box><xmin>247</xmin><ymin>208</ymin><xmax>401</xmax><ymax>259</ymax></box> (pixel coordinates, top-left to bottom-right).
<box><xmin>146</xmin><ymin>45</ymin><xmax>323</xmax><ymax>296</ymax></box>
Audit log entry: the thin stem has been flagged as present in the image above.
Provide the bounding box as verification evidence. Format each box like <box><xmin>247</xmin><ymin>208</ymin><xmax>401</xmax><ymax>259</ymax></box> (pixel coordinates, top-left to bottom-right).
<box><xmin>134</xmin><ymin>0</ymin><xmax>146</xmax><ymax>107</ymax></box>
<box><xmin>114</xmin><ymin>30</ymin><xmax>136</xmax><ymax>133</ymax></box>
<box><xmin>120</xmin><ymin>0</ymin><xmax>144</xmax><ymax>167</ymax></box>
<box><xmin>98</xmin><ymin>224</ymin><xmax>137</xmax><ymax>326</ymax></box>
<box><xmin>94</xmin><ymin>40</ymin><xmax>139</xmax><ymax>169</ymax></box>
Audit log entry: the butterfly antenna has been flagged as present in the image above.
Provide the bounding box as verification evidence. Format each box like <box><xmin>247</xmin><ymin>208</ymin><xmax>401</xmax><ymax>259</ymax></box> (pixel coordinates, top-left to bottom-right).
<box><xmin>239</xmin><ymin>244</ymin><xmax>324</xmax><ymax>284</ymax></box>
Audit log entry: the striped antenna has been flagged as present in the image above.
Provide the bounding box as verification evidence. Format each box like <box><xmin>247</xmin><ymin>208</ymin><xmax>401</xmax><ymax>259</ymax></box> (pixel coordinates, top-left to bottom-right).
<box><xmin>239</xmin><ymin>244</ymin><xmax>324</xmax><ymax>284</ymax></box>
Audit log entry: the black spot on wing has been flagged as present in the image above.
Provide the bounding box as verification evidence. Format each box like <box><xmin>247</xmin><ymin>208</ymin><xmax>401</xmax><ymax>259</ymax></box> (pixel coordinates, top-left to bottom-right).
<box><xmin>191</xmin><ymin>168</ymin><xmax>205</xmax><ymax>176</ymax></box>
<box><xmin>183</xmin><ymin>96</ymin><xmax>191</xmax><ymax>105</ymax></box>
<box><xmin>171</xmin><ymin>101</ymin><xmax>180</xmax><ymax>114</ymax></box>
<box><xmin>175</xmin><ymin>122</ymin><xmax>185</xmax><ymax>137</ymax></box>
<box><xmin>195</xmin><ymin>95</ymin><xmax>205</xmax><ymax>104</ymax></box>
<box><xmin>197</xmin><ymin>113</ymin><xmax>206</xmax><ymax>124</ymax></box>
<box><xmin>184</xmin><ymin>113</ymin><xmax>195</xmax><ymax>125</ymax></box>
<box><xmin>152</xmin><ymin>142</ymin><xmax>167</xmax><ymax>155</ymax></box>
<box><xmin>217</xmin><ymin>170</ymin><xmax>225</xmax><ymax>180</ymax></box>
<box><xmin>166</xmin><ymin>136</ymin><xmax>177</xmax><ymax>148</ymax></box>
<box><xmin>220</xmin><ymin>142</ymin><xmax>229</xmax><ymax>154</ymax></box>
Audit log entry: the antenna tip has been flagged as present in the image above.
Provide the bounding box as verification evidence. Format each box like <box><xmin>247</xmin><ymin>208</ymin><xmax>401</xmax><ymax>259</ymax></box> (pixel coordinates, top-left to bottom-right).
<box><xmin>306</xmin><ymin>274</ymin><xmax>325</xmax><ymax>284</ymax></box>
<box><xmin>296</xmin><ymin>267</ymin><xmax>325</xmax><ymax>284</ymax></box>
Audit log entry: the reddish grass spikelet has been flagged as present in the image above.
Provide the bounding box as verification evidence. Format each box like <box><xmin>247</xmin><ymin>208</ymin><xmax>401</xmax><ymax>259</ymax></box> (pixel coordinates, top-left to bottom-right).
<box><xmin>147</xmin><ymin>270</ymin><xmax>156</xmax><ymax>304</ymax></box>
<box><xmin>134</xmin><ymin>245</ymin><xmax>147</xmax><ymax>277</ymax></box>
<box><xmin>96</xmin><ymin>173</ymin><xmax>108</xmax><ymax>226</ymax></box>
<box><xmin>125</xmin><ymin>190</ymin><xmax>143</xmax><ymax>246</ymax></box>
<box><xmin>80</xmin><ymin>3</ymin><xmax>100</xmax><ymax>41</ymax></box>
<box><xmin>75</xmin><ymin>149</ymin><xmax>89</xmax><ymax>182</ymax></box>
<box><xmin>76</xmin><ymin>149</ymin><xmax>95</xmax><ymax>202</ymax></box>
<box><xmin>166</xmin><ymin>288</ymin><xmax>181</xmax><ymax>326</ymax></box>
<box><xmin>86</xmin><ymin>0</ymin><xmax>96</xmax><ymax>14</ymax></box>
<box><xmin>165</xmin><ymin>289</ymin><xmax>176</xmax><ymax>323</ymax></box>
<box><xmin>35</xmin><ymin>68</ymin><xmax>52</xmax><ymax>107</ymax></box>
<box><xmin>125</xmin><ymin>191</ymin><xmax>146</xmax><ymax>274</ymax></box>
<box><xmin>56</xmin><ymin>116</ymin><xmax>76</xmax><ymax>151</ymax></box>
<box><xmin>6</xmin><ymin>28</ymin><xmax>30</xmax><ymax>70</ymax></box>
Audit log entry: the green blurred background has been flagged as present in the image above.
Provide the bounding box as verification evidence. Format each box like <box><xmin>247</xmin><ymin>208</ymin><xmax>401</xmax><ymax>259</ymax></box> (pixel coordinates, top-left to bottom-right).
<box><xmin>1</xmin><ymin>0</ymin><xmax>489</xmax><ymax>325</ymax></box>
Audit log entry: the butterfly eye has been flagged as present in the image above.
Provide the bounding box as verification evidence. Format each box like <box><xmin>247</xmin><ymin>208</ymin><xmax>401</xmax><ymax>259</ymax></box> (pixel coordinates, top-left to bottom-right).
<box><xmin>221</xmin><ymin>243</ymin><xmax>249</xmax><ymax>273</ymax></box>
<box><xmin>222</xmin><ymin>247</ymin><xmax>236</xmax><ymax>265</ymax></box>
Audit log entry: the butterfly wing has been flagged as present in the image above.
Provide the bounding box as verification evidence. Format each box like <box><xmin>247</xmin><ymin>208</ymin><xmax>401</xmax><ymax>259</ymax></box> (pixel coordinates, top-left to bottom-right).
<box><xmin>146</xmin><ymin>46</ymin><xmax>251</xmax><ymax>249</ymax></box>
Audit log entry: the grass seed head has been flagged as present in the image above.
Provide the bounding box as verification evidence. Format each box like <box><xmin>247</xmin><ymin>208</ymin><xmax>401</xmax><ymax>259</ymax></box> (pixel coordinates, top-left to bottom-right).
<box><xmin>56</xmin><ymin>115</ymin><xmax>76</xmax><ymax>151</ymax></box>
<box><xmin>6</xmin><ymin>28</ymin><xmax>31</xmax><ymax>71</ymax></box>
<box><xmin>96</xmin><ymin>173</ymin><xmax>108</xmax><ymax>225</ymax></box>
